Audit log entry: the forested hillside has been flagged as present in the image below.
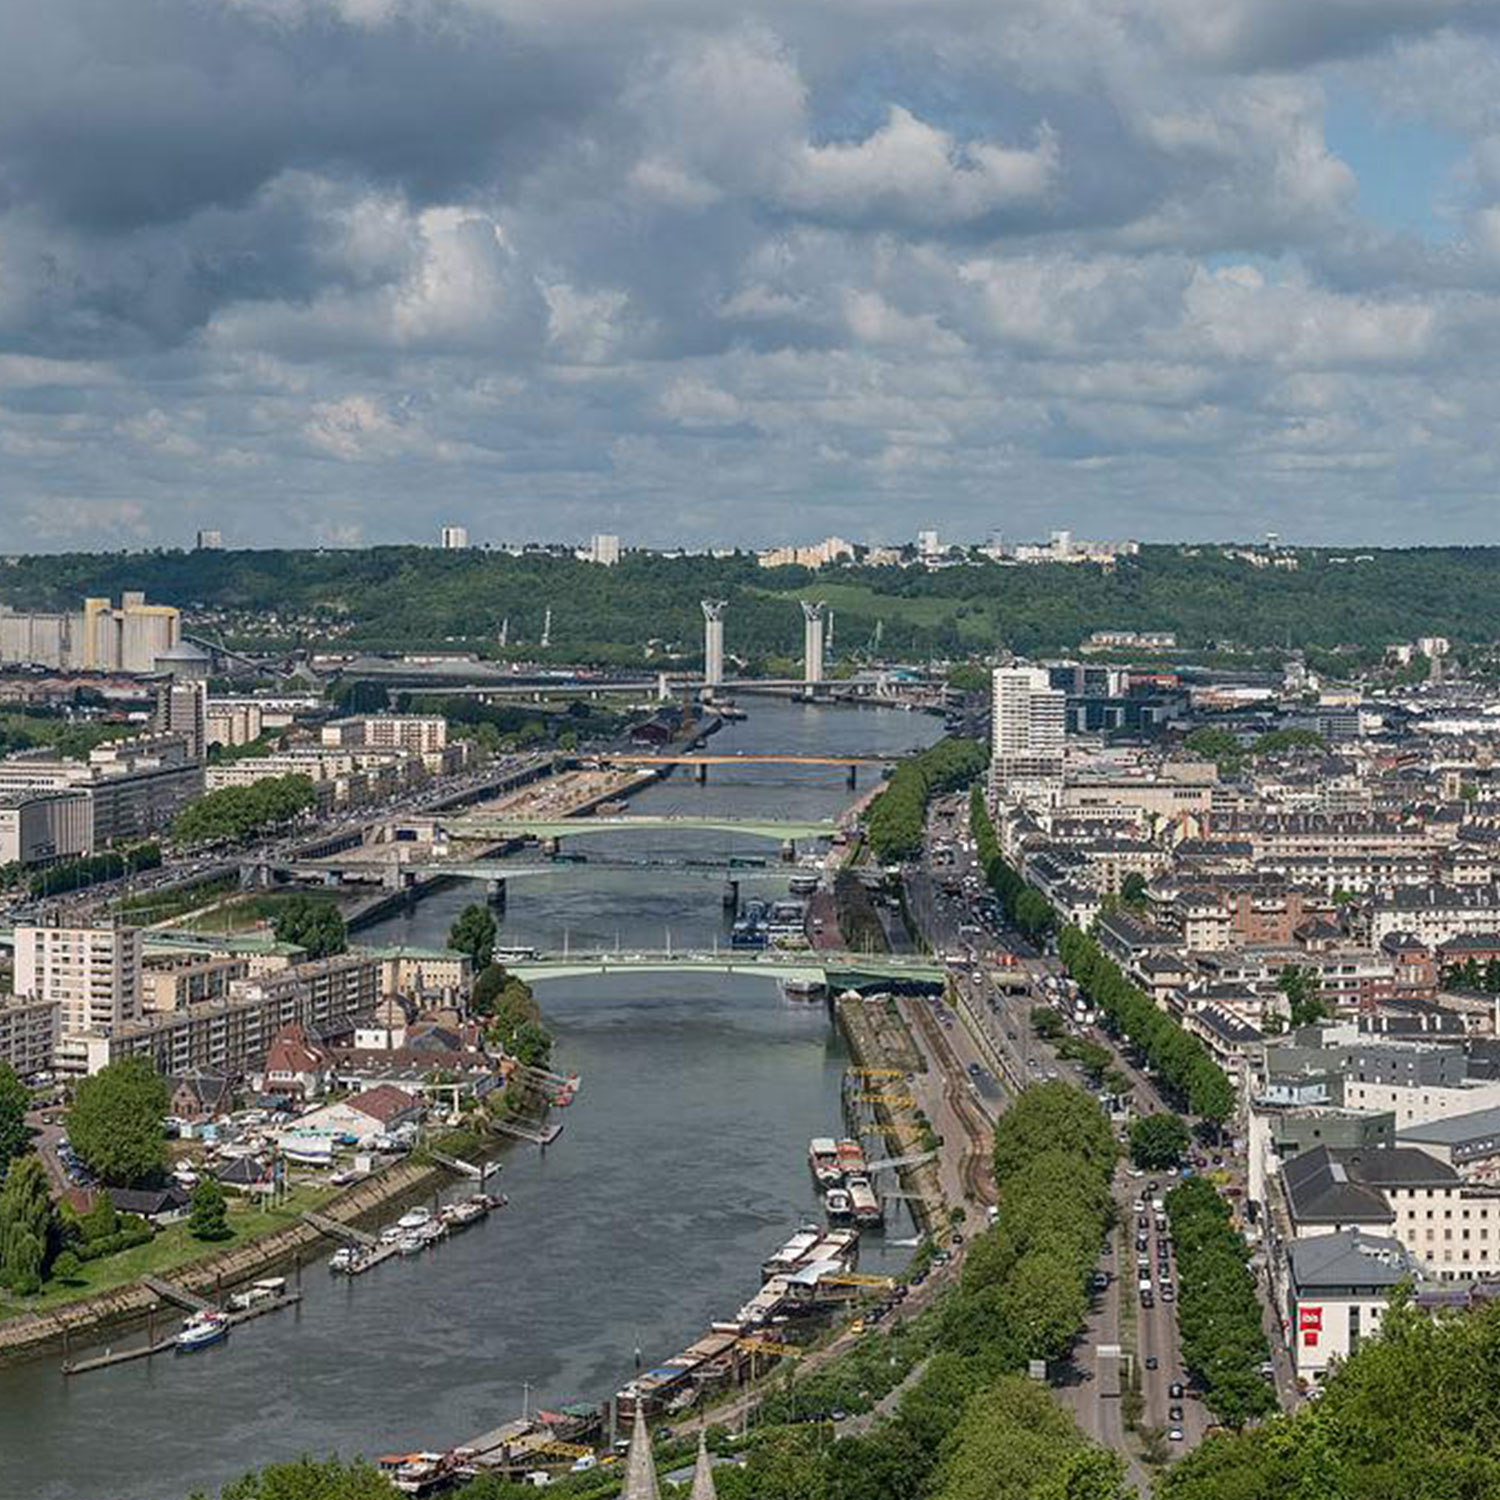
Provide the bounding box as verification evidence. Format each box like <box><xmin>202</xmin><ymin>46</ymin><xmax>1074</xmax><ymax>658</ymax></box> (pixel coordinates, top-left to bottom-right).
<box><xmin>4</xmin><ymin>545</ymin><xmax>1499</xmax><ymax>662</ymax></box>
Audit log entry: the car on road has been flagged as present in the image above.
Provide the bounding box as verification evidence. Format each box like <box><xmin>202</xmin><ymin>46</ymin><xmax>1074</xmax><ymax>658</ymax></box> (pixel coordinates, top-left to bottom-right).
<box><xmin>1169</xmin><ymin>1406</ymin><xmax>1183</xmax><ymax>1422</ymax></box>
<box><xmin>1169</xmin><ymin>1382</ymin><xmax>1185</xmax><ymax>1400</ymax></box>
<box><xmin>1091</xmin><ymin>1272</ymin><xmax>1110</xmax><ymax>1291</ymax></box>
<box><xmin>1168</xmin><ymin>1427</ymin><xmax>1184</xmax><ymax>1443</ymax></box>
<box><xmin>1144</xmin><ymin>1356</ymin><xmax>1159</xmax><ymax>1371</ymax></box>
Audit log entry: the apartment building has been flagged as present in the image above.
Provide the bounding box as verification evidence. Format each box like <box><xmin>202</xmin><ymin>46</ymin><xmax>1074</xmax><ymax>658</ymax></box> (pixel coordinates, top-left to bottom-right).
<box><xmin>1281</xmin><ymin>1143</ymin><xmax>1500</xmax><ymax>1280</ymax></box>
<box><xmin>991</xmin><ymin>666</ymin><xmax>1066</xmax><ymax>804</ymax></box>
<box><xmin>0</xmin><ymin>996</ymin><xmax>60</xmax><ymax>1078</ymax></box>
<box><xmin>1284</xmin><ymin>1231</ymin><xmax>1411</xmax><ymax>1382</ymax></box>
<box><xmin>1372</xmin><ymin>885</ymin><xmax>1500</xmax><ymax>947</ymax></box>
<box><xmin>140</xmin><ymin>955</ymin><xmax>252</xmax><ymax>1014</ymax></box>
<box><xmin>321</xmin><ymin>715</ymin><xmax>448</xmax><ymax>755</ymax></box>
<box><xmin>86</xmin><ymin>953</ymin><xmax>381</xmax><ymax>1077</ymax></box>
<box><xmin>14</xmin><ymin>923</ymin><xmax>143</xmax><ymax>1074</ymax></box>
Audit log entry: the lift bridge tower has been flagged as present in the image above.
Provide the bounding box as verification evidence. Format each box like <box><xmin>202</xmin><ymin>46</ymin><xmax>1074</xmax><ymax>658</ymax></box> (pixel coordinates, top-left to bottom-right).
<box><xmin>701</xmin><ymin>599</ymin><xmax>727</xmax><ymax>697</ymax></box>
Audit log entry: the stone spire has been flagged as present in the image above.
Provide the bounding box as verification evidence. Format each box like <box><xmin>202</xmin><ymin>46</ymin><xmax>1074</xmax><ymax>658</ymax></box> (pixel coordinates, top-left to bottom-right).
<box><xmin>689</xmin><ymin>1432</ymin><xmax>718</xmax><ymax>1500</ymax></box>
<box><xmin>622</xmin><ymin>1406</ymin><xmax>660</xmax><ymax>1500</ymax></box>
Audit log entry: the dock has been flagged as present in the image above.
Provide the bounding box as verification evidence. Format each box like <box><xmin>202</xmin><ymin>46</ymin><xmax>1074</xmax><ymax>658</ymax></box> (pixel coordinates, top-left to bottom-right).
<box><xmin>429</xmin><ymin>1151</ymin><xmax>497</xmax><ymax>1180</ymax></box>
<box><xmin>140</xmin><ymin>1275</ymin><xmax>213</xmax><ymax>1313</ymax></box>
<box><xmin>301</xmin><ymin>1211</ymin><xmax>378</xmax><ymax>1248</ymax></box>
<box><xmin>492</xmin><ymin>1120</ymin><xmax>563</xmax><ymax>1146</ymax></box>
<box><xmin>62</xmin><ymin>1293</ymin><xmax>304</xmax><ymax>1377</ymax></box>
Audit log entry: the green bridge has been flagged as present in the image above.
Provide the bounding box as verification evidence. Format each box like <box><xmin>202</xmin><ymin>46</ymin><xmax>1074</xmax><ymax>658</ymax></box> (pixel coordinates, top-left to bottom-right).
<box><xmin>504</xmin><ymin>949</ymin><xmax>948</xmax><ymax>991</ymax></box>
<box><xmin>444</xmin><ymin>815</ymin><xmax>842</xmax><ymax>842</ymax></box>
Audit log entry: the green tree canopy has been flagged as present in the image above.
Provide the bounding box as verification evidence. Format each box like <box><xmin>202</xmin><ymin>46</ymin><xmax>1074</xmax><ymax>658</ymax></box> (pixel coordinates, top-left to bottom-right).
<box><xmin>271</xmin><ymin>896</ymin><xmax>348</xmax><ymax>959</ymax></box>
<box><xmin>1129</xmin><ymin>1112</ymin><xmax>1192</xmax><ymax>1170</ymax></box>
<box><xmin>189</xmin><ymin>1178</ymin><xmax>231</xmax><ymax>1241</ymax></box>
<box><xmin>449</xmin><ymin>903</ymin><xmax>497</xmax><ymax>969</ymax></box>
<box><xmin>67</xmin><ymin>1058</ymin><xmax>169</xmax><ymax>1187</ymax></box>
<box><xmin>0</xmin><ymin>1060</ymin><xmax>30</xmax><ymax>1174</ymax></box>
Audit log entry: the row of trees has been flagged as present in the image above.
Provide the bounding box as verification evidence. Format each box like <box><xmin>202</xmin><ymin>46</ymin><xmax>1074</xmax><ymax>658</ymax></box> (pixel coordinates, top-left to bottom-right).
<box><xmin>173</xmin><ymin>774</ymin><xmax>317</xmax><ymax>845</ymax></box>
<box><xmin>1181</xmin><ymin>726</ymin><xmax>1327</xmax><ymax>777</ymax></box>
<box><xmin>943</xmin><ymin>1083</ymin><xmax>1118</xmax><ymax>1367</ymax></box>
<box><xmin>863</xmin><ymin>738</ymin><xmax>987</xmax><ymax>863</ymax></box>
<box><xmin>1058</xmin><ymin>927</ymin><xmax>1235</xmax><ymax>1127</ymax></box>
<box><xmin>27</xmin><ymin>841</ymin><xmax>161</xmax><ymax>897</ymax></box>
<box><xmin>1165</xmin><ymin>1179</ymin><xmax>1281</xmax><ymax>1429</ymax></box>
<box><xmin>969</xmin><ymin>788</ymin><xmax>1055</xmax><ymax>938</ymax></box>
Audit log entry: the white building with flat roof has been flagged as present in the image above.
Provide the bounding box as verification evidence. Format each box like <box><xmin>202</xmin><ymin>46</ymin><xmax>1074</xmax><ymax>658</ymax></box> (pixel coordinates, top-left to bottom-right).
<box><xmin>15</xmin><ymin>923</ymin><xmax>143</xmax><ymax>1075</ymax></box>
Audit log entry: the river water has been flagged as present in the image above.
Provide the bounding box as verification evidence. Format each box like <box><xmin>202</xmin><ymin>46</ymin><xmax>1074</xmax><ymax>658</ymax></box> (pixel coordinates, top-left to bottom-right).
<box><xmin>0</xmin><ymin>700</ymin><xmax>940</xmax><ymax>1500</ymax></box>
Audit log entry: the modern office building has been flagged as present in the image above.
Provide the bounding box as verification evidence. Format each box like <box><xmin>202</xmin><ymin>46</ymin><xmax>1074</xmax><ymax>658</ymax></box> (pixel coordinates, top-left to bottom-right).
<box><xmin>0</xmin><ymin>790</ymin><xmax>93</xmax><ymax>866</ymax></box>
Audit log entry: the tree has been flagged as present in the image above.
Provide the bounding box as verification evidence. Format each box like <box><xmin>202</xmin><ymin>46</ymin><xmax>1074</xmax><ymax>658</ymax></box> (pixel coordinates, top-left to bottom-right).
<box><xmin>0</xmin><ymin>1156</ymin><xmax>56</xmax><ymax>1294</ymax></box>
<box><xmin>272</xmin><ymin>895</ymin><xmax>347</xmax><ymax>959</ymax></box>
<box><xmin>449</xmin><ymin>903</ymin><xmax>497</xmax><ymax>969</ymax></box>
<box><xmin>1119</xmin><ymin>872</ymin><xmax>1149</xmax><ymax>910</ymax></box>
<box><xmin>1129</xmin><ymin>1112</ymin><xmax>1191</xmax><ymax>1170</ymax></box>
<box><xmin>67</xmin><ymin>1059</ymin><xmax>169</xmax><ymax>1187</ymax></box>
<box><xmin>189</xmin><ymin>1178</ymin><xmax>231</xmax><ymax>1241</ymax></box>
<box><xmin>50</xmin><ymin>1248</ymin><xmax>82</xmax><ymax>1284</ymax></box>
<box><xmin>0</xmin><ymin>1059</ymin><xmax>30</xmax><ymax>1174</ymax></box>
<box><xmin>1277</xmin><ymin>964</ymin><xmax>1327</xmax><ymax>1028</ymax></box>
<box><xmin>213</xmin><ymin>1456</ymin><xmax>399</xmax><ymax>1500</ymax></box>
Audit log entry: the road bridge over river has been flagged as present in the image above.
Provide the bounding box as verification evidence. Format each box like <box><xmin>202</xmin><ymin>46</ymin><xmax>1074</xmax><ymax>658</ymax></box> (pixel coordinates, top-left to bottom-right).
<box><xmin>443</xmin><ymin>814</ymin><xmax>841</xmax><ymax>842</ymax></box>
<box><xmin>504</xmin><ymin>948</ymin><xmax>947</xmax><ymax>992</ymax></box>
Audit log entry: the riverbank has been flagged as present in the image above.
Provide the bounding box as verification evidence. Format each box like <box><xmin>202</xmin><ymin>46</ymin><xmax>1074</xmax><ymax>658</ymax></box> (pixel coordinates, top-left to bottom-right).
<box><xmin>0</xmin><ymin>1131</ymin><xmax>517</xmax><ymax>1366</ymax></box>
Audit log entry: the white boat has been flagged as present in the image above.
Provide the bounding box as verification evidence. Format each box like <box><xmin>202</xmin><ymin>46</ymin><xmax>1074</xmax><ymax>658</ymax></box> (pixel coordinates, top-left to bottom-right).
<box><xmin>781</xmin><ymin>976</ymin><xmax>825</xmax><ymax>1002</ymax></box>
<box><xmin>396</xmin><ymin>1208</ymin><xmax>432</xmax><ymax>1232</ymax></box>
<box><xmin>329</xmin><ymin>1246</ymin><xmax>358</xmax><ymax>1273</ymax></box>
<box><xmin>808</xmin><ymin>1138</ymin><xmax>841</xmax><ymax>1185</ymax></box>
<box><xmin>824</xmin><ymin>1186</ymin><xmax>853</xmax><ymax>1222</ymax></box>
<box><xmin>397</xmin><ymin>1233</ymin><xmax>425</xmax><ymax>1256</ymax></box>
<box><xmin>175</xmin><ymin>1312</ymin><xmax>228</xmax><ymax>1352</ymax></box>
<box><xmin>228</xmin><ymin>1276</ymin><xmax>286</xmax><ymax>1311</ymax></box>
<box><xmin>418</xmin><ymin>1219</ymin><xmax>447</xmax><ymax>1245</ymax></box>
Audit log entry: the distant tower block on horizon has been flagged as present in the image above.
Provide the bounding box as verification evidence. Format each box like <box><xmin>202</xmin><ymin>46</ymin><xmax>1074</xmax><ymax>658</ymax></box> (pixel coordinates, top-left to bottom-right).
<box><xmin>440</xmin><ymin>524</ymin><xmax>469</xmax><ymax>549</ymax></box>
<box><xmin>801</xmin><ymin>599</ymin><xmax>826</xmax><ymax>689</ymax></box>
<box><xmin>701</xmin><ymin>599</ymin><xmax>727</xmax><ymax>693</ymax></box>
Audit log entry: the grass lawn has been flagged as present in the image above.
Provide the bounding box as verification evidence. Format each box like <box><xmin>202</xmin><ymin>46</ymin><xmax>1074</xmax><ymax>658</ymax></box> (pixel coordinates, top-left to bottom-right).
<box><xmin>0</xmin><ymin>1183</ymin><xmax>337</xmax><ymax>1322</ymax></box>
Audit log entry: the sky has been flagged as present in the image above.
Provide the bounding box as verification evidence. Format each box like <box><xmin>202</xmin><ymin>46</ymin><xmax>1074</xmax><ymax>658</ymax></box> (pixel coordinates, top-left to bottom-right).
<box><xmin>4</xmin><ymin>1</ymin><xmax>1500</xmax><ymax>552</ymax></box>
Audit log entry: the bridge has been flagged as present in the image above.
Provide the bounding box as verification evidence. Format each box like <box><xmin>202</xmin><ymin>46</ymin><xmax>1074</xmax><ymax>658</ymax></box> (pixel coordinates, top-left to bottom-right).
<box><xmin>587</xmin><ymin>751</ymin><xmax>893</xmax><ymax>785</ymax></box>
<box><xmin>443</xmin><ymin>814</ymin><xmax>842</xmax><ymax>842</ymax></box>
<box><xmin>503</xmin><ymin>949</ymin><xmax>947</xmax><ymax>991</ymax></box>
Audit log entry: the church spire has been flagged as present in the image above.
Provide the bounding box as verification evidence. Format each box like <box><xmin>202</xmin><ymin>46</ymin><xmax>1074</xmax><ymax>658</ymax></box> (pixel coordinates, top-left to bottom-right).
<box><xmin>621</xmin><ymin>1406</ymin><xmax>660</xmax><ymax>1500</ymax></box>
<box><xmin>689</xmin><ymin>1431</ymin><xmax>717</xmax><ymax>1500</ymax></box>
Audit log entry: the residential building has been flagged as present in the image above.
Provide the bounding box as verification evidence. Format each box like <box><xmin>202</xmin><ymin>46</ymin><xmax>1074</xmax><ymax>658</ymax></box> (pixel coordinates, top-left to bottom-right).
<box><xmin>439</xmin><ymin>525</ymin><xmax>469</xmax><ymax>550</ymax></box>
<box><xmin>0</xmin><ymin>996</ymin><xmax>60</xmax><ymax>1078</ymax></box>
<box><xmin>1398</xmin><ymin>1106</ymin><xmax>1500</xmax><ymax>1183</ymax></box>
<box><xmin>991</xmin><ymin>666</ymin><xmax>1066</xmax><ymax>803</ymax></box>
<box><xmin>14</xmin><ymin>923</ymin><xmax>143</xmax><ymax>1074</ymax></box>
<box><xmin>153</xmin><ymin>679</ymin><xmax>208</xmax><ymax>760</ymax></box>
<box><xmin>587</xmin><ymin>533</ymin><xmax>621</xmax><ymax>566</ymax></box>
<box><xmin>195</xmin><ymin>530</ymin><xmax>223</xmax><ymax>551</ymax></box>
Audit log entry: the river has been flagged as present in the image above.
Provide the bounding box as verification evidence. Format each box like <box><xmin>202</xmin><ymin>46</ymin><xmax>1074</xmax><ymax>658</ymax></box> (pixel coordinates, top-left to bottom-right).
<box><xmin>0</xmin><ymin>700</ymin><xmax>941</xmax><ymax>1500</ymax></box>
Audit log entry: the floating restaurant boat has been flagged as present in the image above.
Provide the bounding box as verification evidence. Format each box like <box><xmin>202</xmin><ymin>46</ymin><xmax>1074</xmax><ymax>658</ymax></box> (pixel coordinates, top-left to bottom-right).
<box><xmin>761</xmin><ymin>1227</ymin><xmax>822</xmax><ymax>1282</ymax></box>
<box><xmin>836</xmin><ymin>1138</ymin><xmax>866</xmax><ymax>1177</ymax></box>
<box><xmin>174</xmin><ymin>1312</ymin><xmax>228</xmax><ymax>1353</ymax></box>
<box><xmin>808</xmin><ymin>1137</ymin><xmax>841</xmax><ymax>1184</ymax></box>
<box><xmin>846</xmin><ymin>1175</ymin><xmax>884</xmax><ymax>1226</ymax></box>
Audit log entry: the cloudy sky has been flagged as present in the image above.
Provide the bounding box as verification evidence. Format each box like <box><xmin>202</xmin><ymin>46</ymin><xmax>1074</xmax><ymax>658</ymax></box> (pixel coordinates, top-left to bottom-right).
<box><xmin>3</xmin><ymin>0</ymin><xmax>1500</xmax><ymax>551</ymax></box>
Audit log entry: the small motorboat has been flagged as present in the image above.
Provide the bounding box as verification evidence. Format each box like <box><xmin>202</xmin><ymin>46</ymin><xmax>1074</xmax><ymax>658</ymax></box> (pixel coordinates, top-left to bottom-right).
<box><xmin>397</xmin><ymin>1233</ymin><xmax>425</xmax><ymax>1257</ymax></box>
<box><xmin>824</xmin><ymin>1186</ymin><xmax>854</xmax><ymax>1222</ymax></box>
<box><xmin>329</xmin><ymin>1246</ymin><xmax>358</xmax><ymax>1273</ymax></box>
<box><xmin>175</xmin><ymin>1313</ymin><xmax>228</xmax><ymax>1353</ymax></box>
<box><xmin>396</xmin><ymin>1208</ymin><xmax>432</xmax><ymax>1232</ymax></box>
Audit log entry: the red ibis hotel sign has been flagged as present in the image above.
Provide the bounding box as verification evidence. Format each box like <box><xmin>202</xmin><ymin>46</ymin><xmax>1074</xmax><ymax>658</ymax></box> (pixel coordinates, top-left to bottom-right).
<box><xmin>1299</xmin><ymin>1305</ymin><xmax>1322</xmax><ymax>1346</ymax></box>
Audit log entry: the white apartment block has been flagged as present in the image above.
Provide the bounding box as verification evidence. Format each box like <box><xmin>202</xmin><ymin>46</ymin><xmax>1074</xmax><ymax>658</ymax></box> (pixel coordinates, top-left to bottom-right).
<box><xmin>321</xmin><ymin>715</ymin><xmax>448</xmax><ymax>755</ymax></box>
<box><xmin>440</xmin><ymin>525</ymin><xmax>469</xmax><ymax>550</ymax></box>
<box><xmin>991</xmin><ymin>666</ymin><xmax>1065</xmax><ymax>804</ymax></box>
<box><xmin>1340</xmin><ymin>1078</ymin><xmax>1500</xmax><ymax>1128</ymax></box>
<box><xmin>15</xmin><ymin>924</ymin><xmax>142</xmax><ymax>1074</ymax></box>
<box><xmin>587</xmin><ymin>533</ymin><xmax>621</xmax><ymax>566</ymax></box>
